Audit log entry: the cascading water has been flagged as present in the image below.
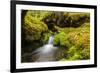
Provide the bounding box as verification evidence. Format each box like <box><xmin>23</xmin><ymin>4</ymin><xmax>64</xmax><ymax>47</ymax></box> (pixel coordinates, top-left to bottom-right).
<box><xmin>33</xmin><ymin>35</ymin><xmax>58</xmax><ymax>62</ymax></box>
<box><xmin>48</xmin><ymin>36</ymin><xmax>54</xmax><ymax>44</ymax></box>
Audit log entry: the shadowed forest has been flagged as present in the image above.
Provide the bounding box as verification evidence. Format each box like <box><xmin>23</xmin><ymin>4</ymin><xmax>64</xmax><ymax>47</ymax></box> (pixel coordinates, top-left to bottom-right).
<box><xmin>21</xmin><ymin>10</ymin><xmax>90</xmax><ymax>63</ymax></box>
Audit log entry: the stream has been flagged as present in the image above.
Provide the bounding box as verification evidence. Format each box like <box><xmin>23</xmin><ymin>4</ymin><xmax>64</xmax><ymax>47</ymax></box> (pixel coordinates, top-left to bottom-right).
<box><xmin>32</xmin><ymin>36</ymin><xmax>58</xmax><ymax>62</ymax></box>
<box><xmin>22</xmin><ymin>36</ymin><xmax>66</xmax><ymax>62</ymax></box>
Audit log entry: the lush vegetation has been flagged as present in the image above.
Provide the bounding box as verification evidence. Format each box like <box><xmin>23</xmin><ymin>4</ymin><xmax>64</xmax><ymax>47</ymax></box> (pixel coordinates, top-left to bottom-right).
<box><xmin>21</xmin><ymin>10</ymin><xmax>90</xmax><ymax>62</ymax></box>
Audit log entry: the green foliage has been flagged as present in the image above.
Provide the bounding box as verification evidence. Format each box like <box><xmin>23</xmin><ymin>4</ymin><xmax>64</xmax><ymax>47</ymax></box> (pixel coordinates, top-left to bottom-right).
<box><xmin>23</xmin><ymin>11</ymin><xmax>48</xmax><ymax>41</ymax></box>
<box><xmin>68</xmin><ymin>25</ymin><xmax>90</xmax><ymax>49</ymax></box>
<box><xmin>80</xmin><ymin>48</ymin><xmax>90</xmax><ymax>59</ymax></box>
<box><xmin>26</xmin><ymin>10</ymin><xmax>52</xmax><ymax>21</ymax></box>
<box><xmin>53</xmin><ymin>32</ymin><xmax>71</xmax><ymax>48</ymax></box>
<box><xmin>42</xmin><ymin>31</ymin><xmax>52</xmax><ymax>44</ymax></box>
<box><xmin>66</xmin><ymin>45</ymin><xmax>90</xmax><ymax>60</ymax></box>
<box><xmin>60</xmin><ymin>24</ymin><xmax>90</xmax><ymax>60</ymax></box>
<box><xmin>67</xmin><ymin>46</ymin><xmax>78</xmax><ymax>56</ymax></box>
<box><xmin>68</xmin><ymin>53</ymin><xmax>82</xmax><ymax>60</ymax></box>
<box><xmin>66</xmin><ymin>46</ymin><xmax>82</xmax><ymax>60</ymax></box>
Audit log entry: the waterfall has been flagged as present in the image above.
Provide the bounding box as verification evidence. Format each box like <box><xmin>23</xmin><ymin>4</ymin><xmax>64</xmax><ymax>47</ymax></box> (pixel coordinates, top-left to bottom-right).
<box><xmin>32</xmin><ymin>35</ymin><xmax>58</xmax><ymax>62</ymax></box>
<box><xmin>48</xmin><ymin>36</ymin><xmax>54</xmax><ymax>44</ymax></box>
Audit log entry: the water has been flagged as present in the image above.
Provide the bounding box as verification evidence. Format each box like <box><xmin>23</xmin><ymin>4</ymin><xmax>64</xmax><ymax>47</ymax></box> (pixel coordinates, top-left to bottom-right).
<box><xmin>32</xmin><ymin>36</ymin><xmax>58</xmax><ymax>62</ymax></box>
<box><xmin>48</xmin><ymin>36</ymin><xmax>54</xmax><ymax>44</ymax></box>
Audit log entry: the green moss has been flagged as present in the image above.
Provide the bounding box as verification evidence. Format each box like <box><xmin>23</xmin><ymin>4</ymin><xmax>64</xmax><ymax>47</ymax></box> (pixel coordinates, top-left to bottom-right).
<box><xmin>53</xmin><ymin>33</ymin><xmax>60</xmax><ymax>46</ymax></box>
<box><xmin>53</xmin><ymin>32</ymin><xmax>71</xmax><ymax>48</ymax></box>
<box><xmin>67</xmin><ymin>46</ymin><xmax>77</xmax><ymax>56</ymax></box>
<box><xmin>66</xmin><ymin>45</ymin><xmax>90</xmax><ymax>60</ymax></box>
<box><xmin>23</xmin><ymin>11</ymin><xmax>49</xmax><ymax>41</ymax></box>
<box><xmin>80</xmin><ymin>48</ymin><xmax>90</xmax><ymax>59</ymax></box>
<box><xmin>68</xmin><ymin>53</ymin><xmax>82</xmax><ymax>60</ymax></box>
<box><xmin>58</xmin><ymin>24</ymin><xmax>90</xmax><ymax>61</ymax></box>
<box><xmin>42</xmin><ymin>31</ymin><xmax>52</xmax><ymax>44</ymax></box>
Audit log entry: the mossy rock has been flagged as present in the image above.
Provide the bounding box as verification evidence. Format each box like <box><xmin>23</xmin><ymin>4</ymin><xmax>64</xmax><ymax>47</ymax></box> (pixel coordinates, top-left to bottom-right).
<box><xmin>22</xmin><ymin>11</ymin><xmax>48</xmax><ymax>42</ymax></box>
<box><xmin>53</xmin><ymin>32</ymin><xmax>71</xmax><ymax>48</ymax></box>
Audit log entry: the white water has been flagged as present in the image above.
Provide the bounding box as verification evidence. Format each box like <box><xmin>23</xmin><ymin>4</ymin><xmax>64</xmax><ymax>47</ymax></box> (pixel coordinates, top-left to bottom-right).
<box><xmin>48</xmin><ymin>36</ymin><xmax>54</xmax><ymax>44</ymax></box>
<box><xmin>34</xmin><ymin>36</ymin><xmax>58</xmax><ymax>62</ymax></box>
